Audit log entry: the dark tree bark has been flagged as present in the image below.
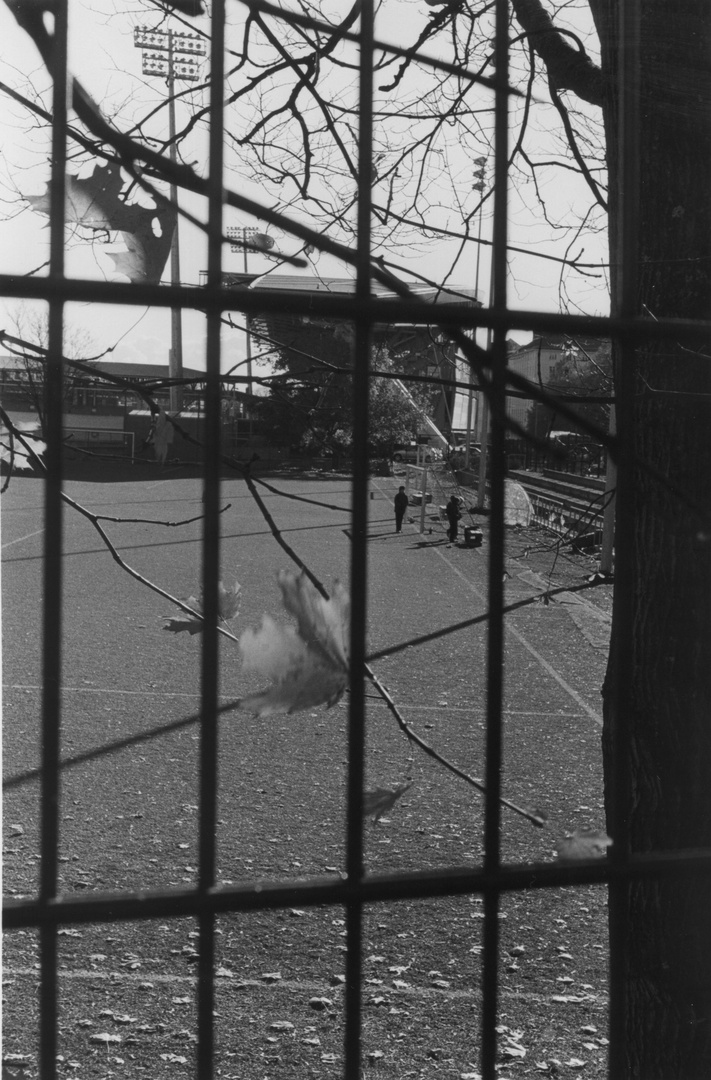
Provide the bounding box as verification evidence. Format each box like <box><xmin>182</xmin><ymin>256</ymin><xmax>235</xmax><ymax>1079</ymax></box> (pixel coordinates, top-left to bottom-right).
<box><xmin>514</xmin><ymin>0</ymin><xmax>711</xmax><ymax>1075</ymax></box>
<box><xmin>510</xmin><ymin>0</ymin><xmax>604</xmax><ymax>104</ymax></box>
<box><xmin>599</xmin><ymin>3</ymin><xmax>711</xmax><ymax>1076</ymax></box>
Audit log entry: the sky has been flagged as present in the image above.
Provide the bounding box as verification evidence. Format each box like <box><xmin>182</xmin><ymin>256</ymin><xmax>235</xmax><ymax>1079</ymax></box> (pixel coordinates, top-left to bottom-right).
<box><xmin>0</xmin><ymin>0</ymin><xmax>610</xmax><ymax>376</ymax></box>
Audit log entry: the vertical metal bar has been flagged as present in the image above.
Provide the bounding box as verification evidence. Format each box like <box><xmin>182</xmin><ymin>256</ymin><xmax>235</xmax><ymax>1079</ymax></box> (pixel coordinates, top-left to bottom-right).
<box><xmin>481</xmin><ymin>1</ymin><xmax>509</xmax><ymax>1076</ymax></box>
<box><xmin>344</xmin><ymin>1</ymin><xmax>375</xmax><ymax>1076</ymax></box>
<box><xmin>465</xmin><ymin>198</ymin><xmax>485</xmax><ymax>470</ymax></box>
<box><xmin>607</xmin><ymin>0</ymin><xmax>640</xmax><ymax>1074</ymax></box>
<box><xmin>40</xmin><ymin>3</ymin><xmax>69</xmax><ymax>1078</ymax></box>
<box><xmin>168</xmin><ymin>33</ymin><xmax>184</xmax><ymax>414</ymax></box>
<box><xmin>197</xmin><ymin>5</ymin><xmax>226</xmax><ymax>1078</ymax></box>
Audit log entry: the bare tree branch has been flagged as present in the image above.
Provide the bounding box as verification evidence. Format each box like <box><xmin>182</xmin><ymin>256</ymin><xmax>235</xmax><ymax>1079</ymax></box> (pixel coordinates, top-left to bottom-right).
<box><xmin>510</xmin><ymin>0</ymin><xmax>604</xmax><ymax>106</ymax></box>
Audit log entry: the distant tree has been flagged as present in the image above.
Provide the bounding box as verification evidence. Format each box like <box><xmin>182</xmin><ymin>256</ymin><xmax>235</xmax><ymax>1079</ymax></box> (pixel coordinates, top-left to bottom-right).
<box><xmin>366</xmin><ymin>372</ymin><xmax>423</xmax><ymax>457</ymax></box>
<box><xmin>5</xmin><ymin>307</ymin><xmax>97</xmax><ymax>437</ymax></box>
<box><xmin>254</xmin><ymin>376</ymin><xmax>346</xmax><ymax>457</ymax></box>
<box><xmin>255</xmin><ymin>350</ymin><xmax>421</xmax><ymax>459</ymax></box>
<box><xmin>527</xmin><ymin>344</ymin><xmax>612</xmax><ymax>443</ymax></box>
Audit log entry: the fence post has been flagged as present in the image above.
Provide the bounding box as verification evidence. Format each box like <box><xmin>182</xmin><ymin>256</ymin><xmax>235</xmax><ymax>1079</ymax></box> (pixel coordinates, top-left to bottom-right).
<box><xmin>419</xmin><ymin>465</ymin><xmax>428</xmax><ymax>533</ymax></box>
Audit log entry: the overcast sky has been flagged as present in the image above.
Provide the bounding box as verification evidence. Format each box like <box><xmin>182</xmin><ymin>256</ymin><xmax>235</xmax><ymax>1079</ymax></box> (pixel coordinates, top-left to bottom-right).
<box><xmin>0</xmin><ymin>0</ymin><xmax>609</xmax><ymax>374</ymax></box>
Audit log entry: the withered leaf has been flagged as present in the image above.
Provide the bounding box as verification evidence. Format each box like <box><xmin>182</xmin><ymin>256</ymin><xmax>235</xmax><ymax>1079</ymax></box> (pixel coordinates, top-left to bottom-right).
<box><xmin>556</xmin><ymin>828</ymin><xmax>612</xmax><ymax>861</ymax></box>
<box><xmin>163</xmin><ymin>579</ymin><xmax>241</xmax><ymax>635</ymax></box>
<box><xmin>25</xmin><ymin>164</ymin><xmax>176</xmax><ymax>285</ymax></box>
<box><xmin>363</xmin><ymin>782</ymin><xmax>414</xmax><ymax>822</ymax></box>
<box><xmin>237</xmin><ymin>571</ymin><xmax>349</xmax><ymax>716</ymax></box>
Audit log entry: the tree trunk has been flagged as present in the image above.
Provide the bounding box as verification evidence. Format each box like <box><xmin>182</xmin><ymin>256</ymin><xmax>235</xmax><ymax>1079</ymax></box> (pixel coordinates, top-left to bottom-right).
<box><xmin>595</xmin><ymin>1</ymin><xmax>711</xmax><ymax>1074</ymax></box>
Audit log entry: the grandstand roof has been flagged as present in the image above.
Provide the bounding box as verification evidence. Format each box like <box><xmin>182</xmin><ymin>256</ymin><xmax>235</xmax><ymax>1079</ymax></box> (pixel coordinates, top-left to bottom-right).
<box><xmin>221</xmin><ymin>273</ymin><xmax>480</xmax><ymax>307</ymax></box>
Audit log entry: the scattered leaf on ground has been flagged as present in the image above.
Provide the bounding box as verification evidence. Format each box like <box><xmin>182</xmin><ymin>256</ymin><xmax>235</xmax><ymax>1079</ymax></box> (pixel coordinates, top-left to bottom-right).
<box><xmin>556</xmin><ymin>828</ymin><xmax>612</xmax><ymax>861</ymax></box>
<box><xmin>363</xmin><ymin>782</ymin><xmax>414</xmax><ymax>822</ymax></box>
<box><xmin>309</xmin><ymin>997</ymin><xmax>333</xmax><ymax>1010</ymax></box>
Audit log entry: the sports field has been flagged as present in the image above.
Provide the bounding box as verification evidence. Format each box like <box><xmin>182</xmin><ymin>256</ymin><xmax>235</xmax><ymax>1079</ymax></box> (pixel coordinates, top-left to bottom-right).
<box><xmin>3</xmin><ymin>468</ymin><xmax>612</xmax><ymax>1077</ymax></box>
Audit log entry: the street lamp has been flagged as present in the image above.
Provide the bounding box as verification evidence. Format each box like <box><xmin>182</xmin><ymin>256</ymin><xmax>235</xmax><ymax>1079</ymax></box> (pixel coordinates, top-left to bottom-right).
<box><xmin>226</xmin><ymin>227</ymin><xmax>275</xmax><ymax>396</ymax></box>
<box><xmin>134</xmin><ymin>26</ymin><xmax>206</xmax><ymax>413</ymax></box>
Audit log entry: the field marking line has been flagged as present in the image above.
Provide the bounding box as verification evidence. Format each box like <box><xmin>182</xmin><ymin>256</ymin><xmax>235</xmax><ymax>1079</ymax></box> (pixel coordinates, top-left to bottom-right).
<box><xmin>5</xmin><ymin>683</ymin><xmax>590</xmax><ymax>719</ymax></box>
<box><xmin>2</xmin><ymin>527</ymin><xmax>45</xmax><ymax>550</ymax></box>
<box><xmin>431</xmin><ymin>547</ymin><xmax>604</xmax><ymax>729</ymax></box>
<box><xmin>354</xmin><ymin>478</ymin><xmax>603</xmax><ymax>727</ymax></box>
<box><xmin>7</xmin><ymin>683</ymin><xmax>205</xmax><ymax>699</ymax></box>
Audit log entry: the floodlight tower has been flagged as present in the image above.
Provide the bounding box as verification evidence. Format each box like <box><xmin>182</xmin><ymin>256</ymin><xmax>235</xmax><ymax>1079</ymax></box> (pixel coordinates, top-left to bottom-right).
<box><xmin>227</xmin><ymin>226</ymin><xmax>258</xmax><ymax>396</ymax></box>
<box><xmin>134</xmin><ymin>26</ymin><xmax>206</xmax><ymax>412</ymax></box>
<box><xmin>226</xmin><ymin>227</ymin><xmax>275</xmax><ymax>396</ymax></box>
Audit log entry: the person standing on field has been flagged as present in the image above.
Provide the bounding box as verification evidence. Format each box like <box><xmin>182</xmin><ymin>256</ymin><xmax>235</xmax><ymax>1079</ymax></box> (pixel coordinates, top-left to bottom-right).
<box><xmin>445</xmin><ymin>494</ymin><xmax>462</xmax><ymax>543</ymax></box>
<box><xmin>394</xmin><ymin>486</ymin><xmax>409</xmax><ymax>533</ymax></box>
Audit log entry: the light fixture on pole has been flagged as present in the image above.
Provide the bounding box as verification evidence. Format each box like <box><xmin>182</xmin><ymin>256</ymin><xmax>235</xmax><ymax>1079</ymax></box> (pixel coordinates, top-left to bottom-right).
<box><xmin>134</xmin><ymin>26</ymin><xmax>206</xmax><ymax>413</ymax></box>
<box><xmin>226</xmin><ymin>227</ymin><xmax>274</xmax><ymax>396</ymax></box>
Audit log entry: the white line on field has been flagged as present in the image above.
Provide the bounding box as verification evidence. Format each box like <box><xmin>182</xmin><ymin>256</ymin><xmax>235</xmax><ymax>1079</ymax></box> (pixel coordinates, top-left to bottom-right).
<box><xmin>2</xmin><ymin>527</ymin><xmax>45</xmax><ymax>549</ymax></box>
<box><xmin>7</xmin><ymin>684</ymin><xmax>209</xmax><ymax>699</ymax></box>
<box><xmin>4</xmin><ymin>683</ymin><xmax>592</xmax><ymax>720</ymax></box>
<box><xmin>431</xmin><ymin>547</ymin><xmax>604</xmax><ymax>729</ymax></box>
<box><xmin>370</xmin><ymin>481</ymin><xmax>603</xmax><ymax>725</ymax></box>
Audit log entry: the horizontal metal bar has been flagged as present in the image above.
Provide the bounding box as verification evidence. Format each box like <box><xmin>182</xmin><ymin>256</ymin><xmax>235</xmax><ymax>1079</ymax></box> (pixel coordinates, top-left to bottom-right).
<box><xmin>1</xmin><ymin>274</ymin><xmax>709</xmax><ymax>341</ymax></box>
<box><xmin>6</xmin><ymin>848</ymin><xmax>711</xmax><ymax>929</ymax></box>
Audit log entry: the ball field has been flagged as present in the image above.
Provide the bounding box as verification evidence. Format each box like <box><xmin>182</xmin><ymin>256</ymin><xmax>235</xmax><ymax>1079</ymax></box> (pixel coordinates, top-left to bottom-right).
<box><xmin>2</xmin><ymin>465</ymin><xmax>613</xmax><ymax>1078</ymax></box>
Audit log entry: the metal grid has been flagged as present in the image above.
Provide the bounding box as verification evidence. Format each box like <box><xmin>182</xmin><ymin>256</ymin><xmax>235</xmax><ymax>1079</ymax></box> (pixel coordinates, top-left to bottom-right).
<box><xmin>2</xmin><ymin>2</ymin><xmax>710</xmax><ymax>1079</ymax></box>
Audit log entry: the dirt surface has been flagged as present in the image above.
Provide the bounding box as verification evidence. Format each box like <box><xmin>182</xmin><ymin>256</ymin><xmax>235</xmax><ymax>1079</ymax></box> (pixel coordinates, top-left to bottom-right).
<box><xmin>3</xmin><ymin>468</ymin><xmax>612</xmax><ymax>1079</ymax></box>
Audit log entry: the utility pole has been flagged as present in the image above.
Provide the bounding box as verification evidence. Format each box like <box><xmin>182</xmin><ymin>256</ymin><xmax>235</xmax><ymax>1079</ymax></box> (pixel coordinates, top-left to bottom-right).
<box><xmin>134</xmin><ymin>26</ymin><xmax>206</xmax><ymax>414</ymax></box>
<box><xmin>466</xmin><ymin>156</ymin><xmax>487</xmax><ymax>471</ymax></box>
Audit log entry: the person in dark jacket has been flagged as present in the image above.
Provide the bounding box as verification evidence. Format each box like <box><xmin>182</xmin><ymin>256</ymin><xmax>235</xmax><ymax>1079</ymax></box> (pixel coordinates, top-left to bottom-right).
<box><xmin>445</xmin><ymin>494</ymin><xmax>462</xmax><ymax>542</ymax></box>
<box><xmin>394</xmin><ymin>486</ymin><xmax>409</xmax><ymax>533</ymax></box>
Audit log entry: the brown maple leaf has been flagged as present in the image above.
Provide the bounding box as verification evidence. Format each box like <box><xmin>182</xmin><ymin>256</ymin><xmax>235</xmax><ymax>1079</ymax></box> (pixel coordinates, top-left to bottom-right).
<box><xmin>237</xmin><ymin>571</ymin><xmax>349</xmax><ymax>716</ymax></box>
<box><xmin>163</xmin><ymin>579</ymin><xmax>241</xmax><ymax>635</ymax></box>
<box><xmin>363</xmin><ymin>782</ymin><xmax>414</xmax><ymax>823</ymax></box>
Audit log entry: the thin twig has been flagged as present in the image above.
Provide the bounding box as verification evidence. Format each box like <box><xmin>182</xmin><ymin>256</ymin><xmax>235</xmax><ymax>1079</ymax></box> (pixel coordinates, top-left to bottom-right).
<box><xmin>0</xmin><ymin>409</ymin><xmax>239</xmax><ymax>642</ymax></box>
<box><xmin>92</xmin><ymin>505</ymin><xmax>232</xmax><ymax>528</ymax></box>
<box><xmin>365</xmin><ymin>665</ymin><xmax>546</xmax><ymax>828</ymax></box>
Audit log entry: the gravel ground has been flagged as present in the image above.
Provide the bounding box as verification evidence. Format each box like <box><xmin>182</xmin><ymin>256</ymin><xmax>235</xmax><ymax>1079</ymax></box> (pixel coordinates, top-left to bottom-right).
<box><xmin>3</xmin><ymin>467</ymin><xmax>612</xmax><ymax>1079</ymax></box>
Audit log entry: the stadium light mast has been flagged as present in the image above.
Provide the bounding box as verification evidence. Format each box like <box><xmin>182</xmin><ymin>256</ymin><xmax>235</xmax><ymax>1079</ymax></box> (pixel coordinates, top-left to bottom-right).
<box><xmin>134</xmin><ymin>26</ymin><xmax>206</xmax><ymax>413</ymax></box>
<box><xmin>226</xmin><ymin>227</ymin><xmax>276</xmax><ymax>396</ymax></box>
<box><xmin>227</xmin><ymin>226</ymin><xmax>258</xmax><ymax>396</ymax></box>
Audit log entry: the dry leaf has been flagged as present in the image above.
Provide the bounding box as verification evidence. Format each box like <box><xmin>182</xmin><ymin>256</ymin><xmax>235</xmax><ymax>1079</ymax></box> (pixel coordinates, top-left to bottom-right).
<box><xmin>363</xmin><ymin>782</ymin><xmax>414</xmax><ymax>822</ymax></box>
<box><xmin>25</xmin><ymin>164</ymin><xmax>176</xmax><ymax>285</ymax></box>
<box><xmin>0</xmin><ymin>424</ymin><xmax>46</xmax><ymax>472</ymax></box>
<box><xmin>163</xmin><ymin>579</ymin><xmax>241</xmax><ymax>635</ymax></box>
<box><xmin>556</xmin><ymin>828</ymin><xmax>613</xmax><ymax>861</ymax></box>
<box><xmin>237</xmin><ymin>571</ymin><xmax>349</xmax><ymax>716</ymax></box>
